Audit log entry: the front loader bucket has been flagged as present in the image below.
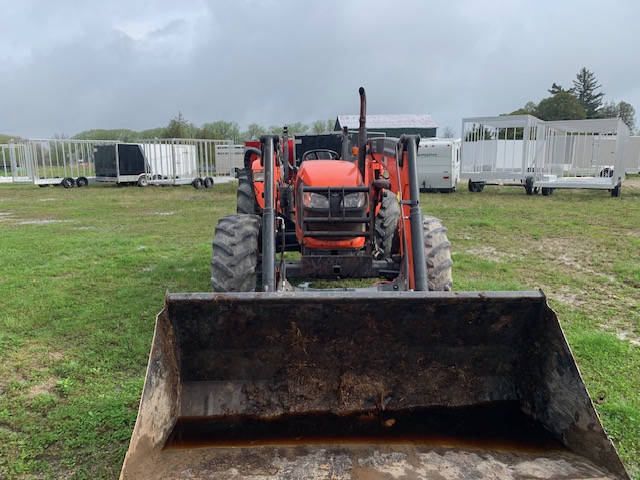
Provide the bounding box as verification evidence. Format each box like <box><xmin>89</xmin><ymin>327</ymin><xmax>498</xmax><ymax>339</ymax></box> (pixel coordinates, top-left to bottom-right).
<box><xmin>120</xmin><ymin>291</ymin><xmax>629</xmax><ymax>479</ymax></box>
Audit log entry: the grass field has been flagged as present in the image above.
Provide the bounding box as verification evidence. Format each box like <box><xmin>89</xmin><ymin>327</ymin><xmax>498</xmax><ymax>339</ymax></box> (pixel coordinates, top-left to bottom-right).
<box><xmin>0</xmin><ymin>180</ymin><xmax>638</xmax><ymax>479</ymax></box>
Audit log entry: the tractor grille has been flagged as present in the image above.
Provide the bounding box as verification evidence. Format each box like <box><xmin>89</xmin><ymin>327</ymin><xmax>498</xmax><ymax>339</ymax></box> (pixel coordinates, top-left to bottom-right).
<box><xmin>300</xmin><ymin>186</ymin><xmax>371</xmax><ymax>240</ymax></box>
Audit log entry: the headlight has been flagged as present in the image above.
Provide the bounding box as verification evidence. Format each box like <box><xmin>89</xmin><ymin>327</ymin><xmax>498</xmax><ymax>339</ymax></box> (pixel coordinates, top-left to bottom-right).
<box><xmin>302</xmin><ymin>192</ymin><xmax>329</xmax><ymax>208</ymax></box>
<box><xmin>252</xmin><ymin>170</ymin><xmax>264</xmax><ymax>182</ymax></box>
<box><xmin>341</xmin><ymin>192</ymin><xmax>366</xmax><ymax>208</ymax></box>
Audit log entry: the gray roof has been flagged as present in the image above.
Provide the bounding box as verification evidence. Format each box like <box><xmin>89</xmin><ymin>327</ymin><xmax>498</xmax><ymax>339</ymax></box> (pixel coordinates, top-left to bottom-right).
<box><xmin>336</xmin><ymin>114</ymin><xmax>438</xmax><ymax>130</ymax></box>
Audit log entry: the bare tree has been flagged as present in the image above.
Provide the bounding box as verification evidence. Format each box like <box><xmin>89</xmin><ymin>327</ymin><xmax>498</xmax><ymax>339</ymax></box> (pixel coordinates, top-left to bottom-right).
<box><xmin>441</xmin><ymin>126</ymin><xmax>456</xmax><ymax>138</ymax></box>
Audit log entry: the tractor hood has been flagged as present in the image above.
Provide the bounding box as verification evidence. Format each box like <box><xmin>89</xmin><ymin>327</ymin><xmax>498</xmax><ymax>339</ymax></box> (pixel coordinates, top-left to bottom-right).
<box><xmin>297</xmin><ymin>159</ymin><xmax>362</xmax><ymax>187</ymax></box>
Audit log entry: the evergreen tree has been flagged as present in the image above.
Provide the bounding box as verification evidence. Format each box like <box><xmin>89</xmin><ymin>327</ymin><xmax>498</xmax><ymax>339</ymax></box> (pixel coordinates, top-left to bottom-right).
<box><xmin>163</xmin><ymin>112</ymin><xmax>195</xmax><ymax>138</ymax></box>
<box><xmin>548</xmin><ymin>83</ymin><xmax>566</xmax><ymax>95</ymax></box>
<box><xmin>572</xmin><ymin>68</ymin><xmax>605</xmax><ymax>118</ymax></box>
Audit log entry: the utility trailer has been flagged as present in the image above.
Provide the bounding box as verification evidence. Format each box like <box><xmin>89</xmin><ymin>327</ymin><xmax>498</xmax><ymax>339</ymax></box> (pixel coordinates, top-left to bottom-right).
<box><xmin>461</xmin><ymin>115</ymin><xmax>546</xmax><ymax>193</ymax></box>
<box><xmin>461</xmin><ymin>116</ymin><xmax>630</xmax><ymax>196</ymax></box>
<box><xmin>534</xmin><ymin>118</ymin><xmax>629</xmax><ymax>197</ymax></box>
<box><xmin>417</xmin><ymin>137</ymin><xmax>460</xmax><ymax>192</ymax></box>
<box><xmin>4</xmin><ymin>139</ymin><xmax>99</xmax><ymax>187</ymax></box>
<box><xmin>0</xmin><ymin>143</ymin><xmax>30</xmax><ymax>184</ymax></box>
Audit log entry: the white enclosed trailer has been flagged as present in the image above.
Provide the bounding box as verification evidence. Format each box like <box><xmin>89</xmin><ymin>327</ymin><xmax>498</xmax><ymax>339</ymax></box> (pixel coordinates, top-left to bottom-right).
<box><xmin>138</xmin><ymin>140</ymin><xmax>198</xmax><ymax>186</ymax></box>
<box><xmin>461</xmin><ymin>115</ymin><xmax>546</xmax><ymax>192</ymax></box>
<box><xmin>416</xmin><ymin>138</ymin><xmax>460</xmax><ymax>192</ymax></box>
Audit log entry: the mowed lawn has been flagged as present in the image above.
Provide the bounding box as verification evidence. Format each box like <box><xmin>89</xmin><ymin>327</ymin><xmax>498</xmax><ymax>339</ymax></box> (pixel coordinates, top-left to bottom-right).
<box><xmin>0</xmin><ymin>180</ymin><xmax>638</xmax><ymax>479</ymax></box>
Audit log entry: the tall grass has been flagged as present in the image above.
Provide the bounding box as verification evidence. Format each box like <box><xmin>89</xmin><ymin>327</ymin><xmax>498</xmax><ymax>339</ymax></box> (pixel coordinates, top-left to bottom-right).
<box><xmin>0</xmin><ymin>181</ymin><xmax>638</xmax><ymax>478</ymax></box>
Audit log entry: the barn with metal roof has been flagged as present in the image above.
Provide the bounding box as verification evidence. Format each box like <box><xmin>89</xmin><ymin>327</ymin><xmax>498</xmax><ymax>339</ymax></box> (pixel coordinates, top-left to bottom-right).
<box><xmin>334</xmin><ymin>114</ymin><xmax>438</xmax><ymax>138</ymax></box>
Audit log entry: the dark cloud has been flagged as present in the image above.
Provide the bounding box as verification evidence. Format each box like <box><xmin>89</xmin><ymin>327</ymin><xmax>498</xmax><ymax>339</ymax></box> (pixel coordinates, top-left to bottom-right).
<box><xmin>1</xmin><ymin>0</ymin><xmax>639</xmax><ymax>138</ymax></box>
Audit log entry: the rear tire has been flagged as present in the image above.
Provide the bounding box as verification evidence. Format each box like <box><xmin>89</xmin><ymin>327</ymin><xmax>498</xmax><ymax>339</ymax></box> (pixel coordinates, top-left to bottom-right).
<box><xmin>192</xmin><ymin>177</ymin><xmax>204</xmax><ymax>189</ymax></box>
<box><xmin>237</xmin><ymin>169</ymin><xmax>257</xmax><ymax>214</ymax></box>
<box><xmin>374</xmin><ymin>190</ymin><xmax>400</xmax><ymax>259</ymax></box>
<box><xmin>204</xmin><ymin>176</ymin><xmax>214</xmax><ymax>188</ymax></box>
<box><xmin>211</xmin><ymin>214</ymin><xmax>261</xmax><ymax>292</ymax></box>
<box><xmin>76</xmin><ymin>176</ymin><xmax>89</xmax><ymax>188</ymax></box>
<box><xmin>423</xmin><ymin>216</ymin><xmax>453</xmax><ymax>291</ymax></box>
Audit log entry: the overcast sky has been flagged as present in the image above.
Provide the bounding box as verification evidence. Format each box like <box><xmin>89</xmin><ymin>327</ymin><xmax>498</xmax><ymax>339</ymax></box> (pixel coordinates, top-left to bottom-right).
<box><xmin>1</xmin><ymin>0</ymin><xmax>639</xmax><ymax>139</ymax></box>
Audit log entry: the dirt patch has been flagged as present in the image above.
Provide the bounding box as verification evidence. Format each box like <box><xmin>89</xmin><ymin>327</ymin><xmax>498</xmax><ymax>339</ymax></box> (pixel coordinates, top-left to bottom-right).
<box><xmin>28</xmin><ymin>378</ymin><xmax>58</xmax><ymax>398</ymax></box>
<box><xmin>624</xmin><ymin>177</ymin><xmax>640</xmax><ymax>187</ymax></box>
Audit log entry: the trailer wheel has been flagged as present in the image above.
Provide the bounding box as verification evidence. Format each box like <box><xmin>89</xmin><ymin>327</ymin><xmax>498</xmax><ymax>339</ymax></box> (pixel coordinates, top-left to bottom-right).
<box><xmin>76</xmin><ymin>176</ymin><xmax>89</xmax><ymax>188</ymax></box>
<box><xmin>541</xmin><ymin>187</ymin><xmax>553</xmax><ymax>196</ymax></box>
<box><xmin>373</xmin><ymin>190</ymin><xmax>400</xmax><ymax>259</ymax></box>
<box><xmin>611</xmin><ymin>183</ymin><xmax>621</xmax><ymax>197</ymax></box>
<box><xmin>61</xmin><ymin>177</ymin><xmax>74</xmax><ymax>188</ymax></box>
<box><xmin>137</xmin><ymin>175</ymin><xmax>149</xmax><ymax>187</ymax></box>
<box><xmin>468</xmin><ymin>180</ymin><xmax>484</xmax><ymax>193</ymax></box>
<box><xmin>211</xmin><ymin>214</ymin><xmax>261</xmax><ymax>292</ymax></box>
<box><xmin>423</xmin><ymin>216</ymin><xmax>453</xmax><ymax>291</ymax></box>
<box><xmin>525</xmin><ymin>176</ymin><xmax>534</xmax><ymax>195</ymax></box>
<box><xmin>192</xmin><ymin>177</ymin><xmax>204</xmax><ymax>189</ymax></box>
<box><xmin>204</xmin><ymin>177</ymin><xmax>214</xmax><ymax>188</ymax></box>
<box><xmin>237</xmin><ymin>169</ymin><xmax>257</xmax><ymax>214</ymax></box>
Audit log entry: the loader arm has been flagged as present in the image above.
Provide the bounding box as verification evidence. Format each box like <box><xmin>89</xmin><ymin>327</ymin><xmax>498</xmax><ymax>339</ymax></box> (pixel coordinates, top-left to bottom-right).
<box><xmin>369</xmin><ymin>135</ymin><xmax>428</xmax><ymax>290</ymax></box>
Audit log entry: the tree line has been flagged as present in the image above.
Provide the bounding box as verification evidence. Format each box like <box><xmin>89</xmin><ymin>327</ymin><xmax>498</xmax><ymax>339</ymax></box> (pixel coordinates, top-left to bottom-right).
<box><xmin>71</xmin><ymin>116</ymin><xmax>335</xmax><ymax>143</ymax></box>
<box><xmin>508</xmin><ymin>67</ymin><xmax>637</xmax><ymax>133</ymax></box>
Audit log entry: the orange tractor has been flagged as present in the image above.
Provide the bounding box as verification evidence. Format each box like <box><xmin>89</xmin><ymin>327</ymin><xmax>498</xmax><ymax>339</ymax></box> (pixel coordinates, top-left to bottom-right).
<box><xmin>120</xmin><ymin>89</ymin><xmax>630</xmax><ymax>479</ymax></box>
<box><xmin>213</xmin><ymin>88</ymin><xmax>452</xmax><ymax>293</ymax></box>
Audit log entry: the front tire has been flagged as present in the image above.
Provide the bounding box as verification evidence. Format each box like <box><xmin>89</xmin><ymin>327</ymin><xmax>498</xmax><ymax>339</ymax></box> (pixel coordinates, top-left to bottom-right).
<box><xmin>211</xmin><ymin>214</ymin><xmax>261</xmax><ymax>292</ymax></box>
<box><xmin>423</xmin><ymin>216</ymin><xmax>453</xmax><ymax>291</ymax></box>
<box><xmin>237</xmin><ymin>169</ymin><xmax>257</xmax><ymax>214</ymax></box>
<box><xmin>373</xmin><ymin>190</ymin><xmax>400</xmax><ymax>259</ymax></box>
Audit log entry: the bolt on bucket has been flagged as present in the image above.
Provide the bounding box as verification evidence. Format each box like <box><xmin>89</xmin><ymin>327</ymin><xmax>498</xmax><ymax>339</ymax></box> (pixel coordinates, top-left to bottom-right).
<box><xmin>120</xmin><ymin>291</ymin><xmax>629</xmax><ymax>479</ymax></box>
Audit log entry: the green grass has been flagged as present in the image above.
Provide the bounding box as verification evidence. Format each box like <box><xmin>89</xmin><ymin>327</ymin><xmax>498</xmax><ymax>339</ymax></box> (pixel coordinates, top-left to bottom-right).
<box><xmin>0</xmin><ymin>181</ymin><xmax>639</xmax><ymax>478</ymax></box>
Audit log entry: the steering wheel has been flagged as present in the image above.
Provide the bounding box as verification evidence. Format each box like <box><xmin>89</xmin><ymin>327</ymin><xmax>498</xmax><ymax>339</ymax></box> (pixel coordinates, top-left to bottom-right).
<box><xmin>302</xmin><ymin>149</ymin><xmax>340</xmax><ymax>161</ymax></box>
